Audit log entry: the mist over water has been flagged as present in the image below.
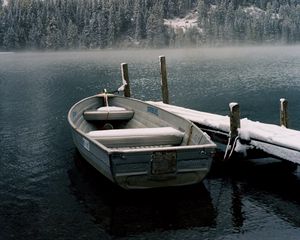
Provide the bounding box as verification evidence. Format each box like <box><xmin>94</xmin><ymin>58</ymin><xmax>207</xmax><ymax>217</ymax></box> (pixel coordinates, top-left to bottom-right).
<box><xmin>1</xmin><ymin>46</ymin><xmax>300</xmax><ymax>239</ymax></box>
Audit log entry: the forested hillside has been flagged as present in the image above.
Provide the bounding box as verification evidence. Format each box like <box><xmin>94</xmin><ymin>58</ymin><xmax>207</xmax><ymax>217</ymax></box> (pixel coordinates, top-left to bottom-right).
<box><xmin>0</xmin><ymin>0</ymin><xmax>299</xmax><ymax>50</ymax></box>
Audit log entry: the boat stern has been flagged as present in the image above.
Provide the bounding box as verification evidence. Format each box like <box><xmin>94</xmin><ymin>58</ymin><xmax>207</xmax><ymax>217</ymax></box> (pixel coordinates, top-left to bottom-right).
<box><xmin>110</xmin><ymin>147</ymin><xmax>214</xmax><ymax>189</ymax></box>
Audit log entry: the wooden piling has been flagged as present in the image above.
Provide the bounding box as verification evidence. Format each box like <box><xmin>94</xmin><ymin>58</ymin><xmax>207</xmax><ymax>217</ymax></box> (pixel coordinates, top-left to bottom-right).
<box><xmin>159</xmin><ymin>56</ymin><xmax>169</xmax><ymax>104</ymax></box>
<box><xmin>121</xmin><ymin>63</ymin><xmax>131</xmax><ymax>97</ymax></box>
<box><xmin>280</xmin><ymin>98</ymin><xmax>288</xmax><ymax>127</ymax></box>
<box><xmin>229</xmin><ymin>102</ymin><xmax>240</xmax><ymax>140</ymax></box>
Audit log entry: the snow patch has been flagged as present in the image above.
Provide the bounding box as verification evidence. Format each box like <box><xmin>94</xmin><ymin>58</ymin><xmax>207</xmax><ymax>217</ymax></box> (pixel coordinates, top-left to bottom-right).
<box><xmin>229</xmin><ymin>102</ymin><xmax>238</xmax><ymax>111</ymax></box>
<box><xmin>241</xmin><ymin>5</ymin><xmax>280</xmax><ymax>20</ymax></box>
<box><xmin>234</xmin><ymin>141</ymin><xmax>249</xmax><ymax>156</ymax></box>
<box><xmin>244</xmin><ymin>6</ymin><xmax>265</xmax><ymax>19</ymax></box>
<box><xmin>280</xmin><ymin>98</ymin><xmax>286</xmax><ymax>105</ymax></box>
<box><xmin>164</xmin><ymin>11</ymin><xmax>200</xmax><ymax>33</ymax></box>
<box><xmin>239</xmin><ymin>128</ymin><xmax>251</xmax><ymax>142</ymax></box>
<box><xmin>97</xmin><ymin>106</ymin><xmax>128</xmax><ymax>112</ymax></box>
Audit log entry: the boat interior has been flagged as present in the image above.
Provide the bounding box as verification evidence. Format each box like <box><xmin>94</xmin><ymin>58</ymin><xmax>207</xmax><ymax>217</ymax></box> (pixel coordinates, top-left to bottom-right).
<box><xmin>74</xmin><ymin>94</ymin><xmax>209</xmax><ymax>149</ymax></box>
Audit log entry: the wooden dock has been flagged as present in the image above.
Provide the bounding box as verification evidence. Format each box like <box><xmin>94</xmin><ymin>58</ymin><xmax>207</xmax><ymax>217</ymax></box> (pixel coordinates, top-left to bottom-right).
<box><xmin>148</xmin><ymin>101</ymin><xmax>300</xmax><ymax>164</ymax></box>
<box><xmin>118</xmin><ymin>57</ymin><xmax>300</xmax><ymax>165</ymax></box>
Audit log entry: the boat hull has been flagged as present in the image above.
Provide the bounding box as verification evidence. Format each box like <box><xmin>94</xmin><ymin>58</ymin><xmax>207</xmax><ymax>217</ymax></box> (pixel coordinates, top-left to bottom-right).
<box><xmin>68</xmin><ymin>94</ymin><xmax>216</xmax><ymax>189</ymax></box>
<box><xmin>72</xmin><ymin>127</ymin><xmax>213</xmax><ymax>189</ymax></box>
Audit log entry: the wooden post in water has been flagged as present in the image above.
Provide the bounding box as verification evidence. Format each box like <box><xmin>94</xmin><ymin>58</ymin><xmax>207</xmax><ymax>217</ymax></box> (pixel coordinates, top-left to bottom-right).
<box><xmin>159</xmin><ymin>56</ymin><xmax>169</xmax><ymax>104</ymax></box>
<box><xmin>229</xmin><ymin>102</ymin><xmax>240</xmax><ymax>141</ymax></box>
<box><xmin>121</xmin><ymin>63</ymin><xmax>131</xmax><ymax>97</ymax></box>
<box><xmin>280</xmin><ymin>98</ymin><xmax>288</xmax><ymax>127</ymax></box>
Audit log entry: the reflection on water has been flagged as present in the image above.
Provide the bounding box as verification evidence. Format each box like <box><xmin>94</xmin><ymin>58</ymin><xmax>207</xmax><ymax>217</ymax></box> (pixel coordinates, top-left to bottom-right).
<box><xmin>231</xmin><ymin>179</ymin><xmax>245</xmax><ymax>231</ymax></box>
<box><xmin>1</xmin><ymin>48</ymin><xmax>300</xmax><ymax>239</ymax></box>
<box><xmin>210</xmin><ymin>159</ymin><xmax>300</xmax><ymax>238</ymax></box>
<box><xmin>229</xmin><ymin>160</ymin><xmax>300</xmax><ymax>226</ymax></box>
<box><xmin>69</xmin><ymin>151</ymin><xmax>216</xmax><ymax>238</ymax></box>
<box><xmin>68</xmin><ymin>151</ymin><xmax>300</xmax><ymax>239</ymax></box>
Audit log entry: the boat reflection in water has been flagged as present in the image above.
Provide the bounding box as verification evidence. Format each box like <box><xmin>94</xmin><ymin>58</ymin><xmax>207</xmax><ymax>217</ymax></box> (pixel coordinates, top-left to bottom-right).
<box><xmin>68</xmin><ymin>151</ymin><xmax>217</xmax><ymax>237</ymax></box>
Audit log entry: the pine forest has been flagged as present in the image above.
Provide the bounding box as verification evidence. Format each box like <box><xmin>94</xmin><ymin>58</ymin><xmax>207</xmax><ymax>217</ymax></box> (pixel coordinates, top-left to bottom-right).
<box><xmin>0</xmin><ymin>0</ymin><xmax>300</xmax><ymax>50</ymax></box>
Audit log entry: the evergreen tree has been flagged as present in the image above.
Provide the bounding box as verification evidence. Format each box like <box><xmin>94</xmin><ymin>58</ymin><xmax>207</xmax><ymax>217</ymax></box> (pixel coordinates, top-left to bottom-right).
<box><xmin>3</xmin><ymin>26</ymin><xmax>19</xmax><ymax>50</ymax></box>
<box><xmin>224</xmin><ymin>1</ymin><xmax>235</xmax><ymax>43</ymax></box>
<box><xmin>0</xmin><ymin>0</ymin><xmax>4</xmax><ymax>48</ymax></box>
<box><xmin>197</xmin><ymin>0</ymin><xmax>208</xmax><ymax>27</ymax></box>
<box><xmin>146</xmin><ymin>2</ymin><xmax>166</xmax><ymax>47</ymax></box>
<box><xmin>107</xmin><ymin>0</ymin><xmax>116</xmax><ymax>47</ymax></box>
<box><xmin>28</xmin><ymin>23</ymin><xmax>41</xmax><ymax>49</ymax></box>
<box><xmin>98</xmin><ymin>0</ymin><xmax>108</xmax><ymax>48</ymax></box>
<box><xmin>263</xmin><ymin>2</ymin><xmax>275</xmax><ymax>42</ymax></box>
<box><xmin>89</xmin><ymin>12</ymin><xmax>99</xmax><ymax>48</ymax></box>
<box><xmin>234</xmin><ymin>6</ymin><xmax>247</xmax><ymax>43</ymax></box>
<box><xmin>80</xmin><ymin>20</ymin><xmax>91</xmax><ymax>48</ymax></box>
<box><xmin>45</xmin><ymin>16</ymin><xmax>63</xmax><ymax>49</ymax></box>
<box><xmin>133</xmin><ymin>0</ymin><xmax>144</xmax><ymax>42</ymax></box>
<box><xmin>167</xmin><ymin>0</ymin><xmax>176</xmax><ymax>18</ymax></box>
<box><xmin>119</xmin><ymin>0</ymin><xmax>132</xmax><ymax>34</ymax></box>
<box><xmin>66</xmin><ymin>19</ymin><xmax>78</xmax><ymax>48</ymax></box>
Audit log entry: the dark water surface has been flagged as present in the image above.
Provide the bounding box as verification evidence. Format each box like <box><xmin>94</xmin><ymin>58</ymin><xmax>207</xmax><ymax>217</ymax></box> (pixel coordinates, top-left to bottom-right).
<box><xmin>1</xmin><ymin>47</ymin><xmax>300</xmax><ymax>239</ymax></box>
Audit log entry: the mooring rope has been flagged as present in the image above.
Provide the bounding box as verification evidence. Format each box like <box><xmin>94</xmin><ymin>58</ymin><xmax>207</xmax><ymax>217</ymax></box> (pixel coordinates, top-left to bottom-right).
<box><xmin>102</xmin><ymin>81</ymin><xmax>127</xmax><ymax>95</ymax></box>
<box><xmin>223</xmin><ymin>134</ymin><xmax>240</xmax><ymax>161</ymax></box>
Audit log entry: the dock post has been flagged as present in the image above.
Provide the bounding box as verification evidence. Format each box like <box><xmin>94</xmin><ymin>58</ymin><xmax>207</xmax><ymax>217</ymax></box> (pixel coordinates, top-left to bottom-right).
<box><xmin>159</xmin><ymin>56</ymin><xmax>169</xmax><ymax>104</ymax></box>
<box><xmin>121</xmin><ymin>63</ymin><xmax>131</xmax><ymax>97</ymax></box>
<box><xmin>229</xmin><ymin>102</ymin><xmax>240</xmax><ymax>141</ymax></box>
<box><xmin>280</xmin><ymin>98</ymin><xmax>288</xmax><ymax>127</ymax></box>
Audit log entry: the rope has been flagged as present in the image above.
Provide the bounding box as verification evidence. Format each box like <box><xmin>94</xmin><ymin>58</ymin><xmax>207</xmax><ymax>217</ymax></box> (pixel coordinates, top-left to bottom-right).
<box><xmin>100</xmin><ymin>79</ymin><xmax>128</xmax><ymax>95</ymax></box>
<box><xmin>102</xmin><ymin>89</ymin><xmax>110</xmax><ymax>121</ymax></box>
<box><xmin>102</xmin><ymin>88</ymin><xmax>119</xmax><ymax>94</ymax></box>
<box><xmin>223</xmin><ymin>137</ymin><xmax>231</xmax><ymax>161</ymax></box>
<box><xmin>223</xmin><ymin>134</ymin><xmax>240</xmax><ymax>161</ymax></box>
<box><xmin>228</xmin><ymin>136</ymin><xmax>239</xmax><ymax>159</ymax></box>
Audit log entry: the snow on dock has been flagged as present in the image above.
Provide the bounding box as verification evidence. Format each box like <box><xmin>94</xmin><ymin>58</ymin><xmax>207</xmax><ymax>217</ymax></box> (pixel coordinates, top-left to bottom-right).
<box><xmin>148</xmin><ymin>101</ymin><xmax>230</xmax><ymax>132</ymax></box>
<box><xmin>148</xmin><ymin>101</ymin><xmax>300</xmax><ymax>164</ymax></box>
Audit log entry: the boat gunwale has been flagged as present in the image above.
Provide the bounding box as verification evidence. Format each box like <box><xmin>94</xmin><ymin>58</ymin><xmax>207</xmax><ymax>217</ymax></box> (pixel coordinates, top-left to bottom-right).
<box><xmin>67</xmin><ymin>94</ymin><xmax>216</xmax><ymax>155</ymax></box>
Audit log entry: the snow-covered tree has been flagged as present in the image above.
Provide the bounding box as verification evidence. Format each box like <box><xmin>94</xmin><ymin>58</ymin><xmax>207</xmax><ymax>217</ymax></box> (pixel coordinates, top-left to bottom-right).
<box><xmin>45</xmin><ymin>17</ymin><xmax>63</xmax><ymax>49</ymax></box>
<box><xmin>66</xmin><ymin>20</ymin><xmax>78</xmax><ymax>48</ymax></box>
<box><xmin>3</xmin><ymin>26</ymin><xmax>19</xmax><ymax>49</ymax></box>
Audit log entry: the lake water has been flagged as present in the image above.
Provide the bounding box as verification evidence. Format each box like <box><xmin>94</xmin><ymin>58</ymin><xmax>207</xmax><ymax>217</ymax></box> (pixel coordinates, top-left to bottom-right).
<box><xmin>1</xmin><ymin>47</ymin><xmax>300</xmax><ymax>240</ymax></box>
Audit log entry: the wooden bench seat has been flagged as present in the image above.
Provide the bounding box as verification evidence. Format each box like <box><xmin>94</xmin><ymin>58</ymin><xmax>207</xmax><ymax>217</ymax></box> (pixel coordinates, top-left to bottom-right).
<box><xmin>87</xmin><ymin>127</ymin><xmax>184</xmax><ymax>148</ymax></box>
<box><xmin>84</xmin><ymin>106</ymin><xmax>134</xmax><ymax>121</ymax></box>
